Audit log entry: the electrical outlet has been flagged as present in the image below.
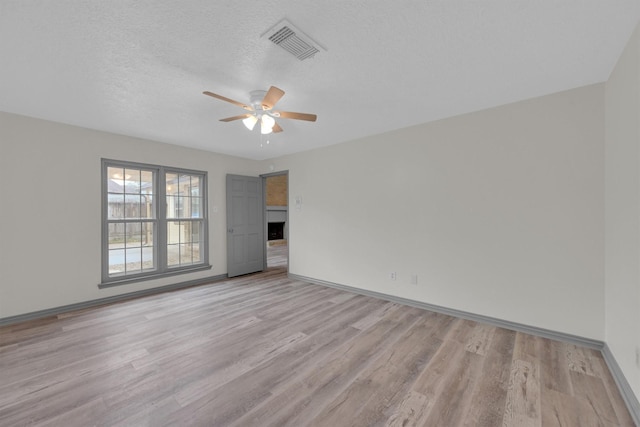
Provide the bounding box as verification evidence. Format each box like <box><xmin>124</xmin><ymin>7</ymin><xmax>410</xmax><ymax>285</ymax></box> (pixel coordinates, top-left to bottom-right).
<box><xmin>389</xmin><ymin>272</ymin><xmax>396</xmax><ymax>280</ymax></box>
<box><xmin>410</xmin><ymin>274</ymin><xmax>418</xmax><ymax>285</ymax></box>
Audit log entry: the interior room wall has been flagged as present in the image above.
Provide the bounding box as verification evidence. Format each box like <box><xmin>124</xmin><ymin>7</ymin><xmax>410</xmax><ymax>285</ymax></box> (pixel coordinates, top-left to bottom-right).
<box><xmin>605</xmin><ymin>22</ymin><xmax>640</xmax><ymax>398</ymax></box>
<box><xmin>264</xmin><ymin>84</ymin><xmax>605</xmax><ymax>340</ymax></box>
<box><xmin>0</xmin><ymin>112</ymin><xmax>261</xmax><ymax>319</ymax></box>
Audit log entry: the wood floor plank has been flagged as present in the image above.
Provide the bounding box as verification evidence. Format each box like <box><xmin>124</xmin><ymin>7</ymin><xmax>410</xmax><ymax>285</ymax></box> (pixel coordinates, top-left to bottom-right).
<box><xmin>502</xmin><ymin>358</ymin><xmax>541</xmax><ymax>426</ymax></box>
<box><xmin>231</xmin><ymin>305</ymin><xmax>422</xmax><ymax>427</ymax></box>
<box><xmin>310</xmin><ymin>313</ymin><xmax>451</xmax><ymax>427</ymax></box>
<box><xmin>162</xmin><ymin>322</ymin><xmax>363</xmax><ymax>425</ymax></box>
<box><xmin>540</xmin><ymin>338</ymin><xmax>574</xmax><ymax>395</ymax></box>
<box><xmin>566</xmin><ymin>344</ymin><xmax>603</xmax><ymax>377</ymax></box>
<box><xmin>394</xmin><ymin>330</ymin><xmax>468</xmax><ymax>425</ymax></box>
<box><xmin>350</xmin><ymin>301</ymin><xmax>398</xmax><ymax>331</ymax></box>
<box><xmin>541</xmin><ymin>388</ymin><xmax>585</xmax><ymax>427</ymax></box>
<box><xmin>384</xmin><ymin>390</ymin><xmax>429</xmax><ymax>427</ymax></box>
<box><xmin>0</xmin><ymin>248</ymin><xmax>634</xmax><ymax>426</ymax></box>
<box><xmin>461</xmin><ymin>327</ymin><xmax>516</xmax><ymax>427</ymax></box>
<box><xmin>420</xmin><ymin>347</ymin><xmax>484</xmax><ymax>426</ymax></box>
<box><xmin>463</xmin><ymin>322</ymin><xmax>496</xmax><ymax>356</ymax></box>
<box><xmin>570</xmin><ymin>370</ymin><xmax>621</xmax><ymax>426</ymax></box>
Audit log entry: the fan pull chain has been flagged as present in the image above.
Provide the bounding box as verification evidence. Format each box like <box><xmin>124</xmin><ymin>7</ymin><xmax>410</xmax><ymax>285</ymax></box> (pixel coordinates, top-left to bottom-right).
<box><xmin>259</xmin><ymin>132</ymin><xmax>271</xmax><ymax>148</ymax></box>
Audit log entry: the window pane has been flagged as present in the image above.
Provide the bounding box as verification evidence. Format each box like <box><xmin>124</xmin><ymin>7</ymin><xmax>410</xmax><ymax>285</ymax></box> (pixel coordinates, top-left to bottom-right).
<box><xmin>140</xmin><ymin>195</ymin><xmax>153</xmax><ymax>218</ymax></box>
<box><xmin>167</xmin><ymin>244</ymin><xmax>179</xmax><ymax>267</ymax></box>
<box><xmin>141</xmin><ymin>170</ymin><xmax>154</xmax><ymax>193</ymax></box>
<box><xmin>191</xmin><ymin>222</ymin><xmax>201</xmax><ymax>243</ymax></box>
<box><xmin>108</xmin><ymin>223</ymin><xmax>125</xmax><ymax>248</ymax></box>
<box><xmin>125</xmin><ymin>248</ymin><xmax>142</xmax><ymax>272</ymax></box>
<box><xmin>108</xmin><ymin>194</ymin><xmax>125</xmax><ymax>219</ymax></box>
<box><xmin>191</xmin><ymin>223</ymin><xmax>202</xmax><ymax>263</ymax></box>
<box><xmin>125</xmin><ymin>222</ymin><xmax>141</xmax><ymax>248</ymax></box>
<box><xmin>166</xmin><ymin>195</ymin><xmax>184</xmax><ymax>219</ymax></box>
<box><xmin>180</xmin><ymin>244</ymin><xmax>193</xmax><ymax>265</ymax></box>
<box><xmin>176</xmin><ymin>196</ymin><xmax>185</xmax><ymax>218</ymax></box>
<box><xmin>124</xmin><ymin>195</ymin><xmax>142</xmax><ymax>219</ymax></box>
<box><xmin>179</xmin><ymin>174</ymin><xmax>191</xmax><ymax>192</ymax></box>
<box><xmin>167</xmin><ymin>220</ymin><xmax>184</xmax><ymax>266</ymax></box>
<box><xmin>108</xmin><ymin>223</ymin><xmax>125</xmax><ymax>275</ymax></box>
<box><xmin>166</xmin><ymin>173</ymin><xmax>178</xmax><ymax>196</ymax></box>
<box><xmin>190</xmin><ymin>176</ymin><xmax>201</xmax><ymax>197</ymax></box>
<box><xmin>141</xmin><ymin>222</ymin><xmax>155</xmax><ymax>271</ymax></box>
<box><xmin>191</xmin><ymin>196</ymin><xmax>202</xmax><ymax>218</ymax></box>
<box><xmin>108</xmin><ymin>167</ymin><xmax>125</xmax><ymax>192</ymax></box>
<box><xmin>125</xmin><ymin>169</ymin><xmax>141</xmax><ymax>194</ymax></box>
<box><xmin>167</xmin><ymin>220</ymin><xmax>180</xmax><ymax>268</ymax></box>
<box><xmin>167</xmin><ymin>221</ymin><xmax>179</xmax><ymax>245</ymax></box>
<box><xmin>109</xmin><ymin>248</ymin><xmax>125</xmax><ymax>275</ymax></box>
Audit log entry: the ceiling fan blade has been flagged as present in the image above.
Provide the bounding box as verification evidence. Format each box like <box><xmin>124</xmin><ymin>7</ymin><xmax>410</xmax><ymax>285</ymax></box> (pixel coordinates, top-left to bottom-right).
<box><xmin>276</xmin><ymin>111</ymin><xmax>317</xmax><ymax>122</ymax></box>
<box><xmin>272</xmin><ymin>122</ymin><xmax>283</xmax><ymax>133</ymax></box>
<box><xmin>261</xmin><ymin>86</ymin><xmax>285</xmax><ymax>110</ymax></box>
<box><xmin>203</xmin><ymin>91</ymin><xmax>252</xmax><ymax>111</ymax></box>
<box><xmin>219</xmin><ymin>114</ymin><xmax>251</xmax><ymax>122</ymax></box>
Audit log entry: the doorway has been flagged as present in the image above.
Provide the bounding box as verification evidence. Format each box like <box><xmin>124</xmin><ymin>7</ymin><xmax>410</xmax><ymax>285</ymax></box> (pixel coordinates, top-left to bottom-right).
<box><xmin>263</xmin><ymin>171</ymin><xmax>289</xmax><ymax>270</ymax></box>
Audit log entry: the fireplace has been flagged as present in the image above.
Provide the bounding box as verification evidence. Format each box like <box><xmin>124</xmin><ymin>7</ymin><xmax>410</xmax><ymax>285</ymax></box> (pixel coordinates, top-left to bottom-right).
<box><xmin>268</xmin><ymin>222</ymin><xmax>285</xmax><ymax>241</ymax></box>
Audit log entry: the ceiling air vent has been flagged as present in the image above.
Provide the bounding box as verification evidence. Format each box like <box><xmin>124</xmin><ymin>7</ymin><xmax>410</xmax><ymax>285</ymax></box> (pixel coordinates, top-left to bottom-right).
<box><xmin>262</xmin><ymin>19</ymin><xmax>325</xmax><ymax>61</ymax></box>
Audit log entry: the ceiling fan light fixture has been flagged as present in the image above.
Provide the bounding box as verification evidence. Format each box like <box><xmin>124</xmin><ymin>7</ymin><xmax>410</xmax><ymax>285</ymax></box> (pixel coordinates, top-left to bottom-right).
<box><xmin>242</xmin><ymin>115</ymin><xmax>258</xmax><ymax>130</ymax></box>
<box><xmin>203</xmin><ymin>86</ymin><xmax>317</xmax><ymax>136</ymax></box>
<box><xmin>261</xmin><ymin>114</ymin><xmax>275</xmax><ymax>134</ymax></box>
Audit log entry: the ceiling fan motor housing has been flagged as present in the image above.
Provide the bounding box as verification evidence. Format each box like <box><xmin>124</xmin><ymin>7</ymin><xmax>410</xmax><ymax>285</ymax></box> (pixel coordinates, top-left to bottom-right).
<box><xmin>249</xmin><ymin>90</ymin><xmax>268</xmax><ymax>110</ymax></box>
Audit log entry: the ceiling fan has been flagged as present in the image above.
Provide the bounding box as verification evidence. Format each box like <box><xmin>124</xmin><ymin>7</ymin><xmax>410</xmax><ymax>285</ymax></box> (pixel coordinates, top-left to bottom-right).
<box><xmin>203</xmin><ymin>86</ymin><xmax>317</xmax><ymax>135</ymax></box>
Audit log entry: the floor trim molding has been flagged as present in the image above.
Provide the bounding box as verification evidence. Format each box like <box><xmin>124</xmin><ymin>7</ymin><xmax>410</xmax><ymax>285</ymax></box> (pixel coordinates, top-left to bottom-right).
<box><xmin>0</xmin><ymin>273</ymin><xmax>228</xmax><ymax>327</ymax></box>
<box><xmin>602</xmin><ymin>343</ymin><xmax>640</xmax><ymax>426</ymax></box>
<box><xmin>289</xmin><ymin>273</ymin><xmax>603</xmax><ymax>348</ymax></box>
<box><xmin>290</xmin><ymin>273</ymin><xmax>640</xmax><ymax>424</ymax></box>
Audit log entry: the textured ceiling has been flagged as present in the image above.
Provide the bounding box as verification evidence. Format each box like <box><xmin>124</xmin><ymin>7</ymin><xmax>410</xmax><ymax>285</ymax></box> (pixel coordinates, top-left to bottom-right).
<box><xmin>1</xmin><ymin>1</ymin><xmax>639</xmax><ymax>160</ymax></box>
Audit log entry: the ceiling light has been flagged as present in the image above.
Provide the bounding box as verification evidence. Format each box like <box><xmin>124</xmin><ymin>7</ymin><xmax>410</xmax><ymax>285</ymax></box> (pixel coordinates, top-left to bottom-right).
<box><xmin>261</xmin><ymin>115</ymin><xmax>275</xmax><ymax>134</ymax></box>
<box><xmin>243</xmin><ymin>115</ymin><xmax>258</xmax><ymax>131</ymax></box>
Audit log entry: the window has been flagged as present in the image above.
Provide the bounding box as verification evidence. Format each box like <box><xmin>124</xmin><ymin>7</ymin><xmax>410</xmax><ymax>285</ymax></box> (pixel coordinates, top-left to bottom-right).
<box><xmin>102</xmin><ymin>160</ymin><xmax>209</xmax><ymax>285</ymax></box>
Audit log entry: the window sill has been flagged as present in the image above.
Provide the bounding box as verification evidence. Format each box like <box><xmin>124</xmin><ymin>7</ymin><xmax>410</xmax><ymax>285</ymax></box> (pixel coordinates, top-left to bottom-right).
<box><xmin>99</xmin><ymin>264</ymin><xmax>212</xmax><ymax>289</ymax></box>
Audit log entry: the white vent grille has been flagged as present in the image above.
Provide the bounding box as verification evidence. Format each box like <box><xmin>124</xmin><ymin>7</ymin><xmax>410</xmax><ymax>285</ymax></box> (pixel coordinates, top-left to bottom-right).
<box><xmin>262</xmin><ymin>19</ymin><xmax>325</xmax><ymax>61</ymax></box>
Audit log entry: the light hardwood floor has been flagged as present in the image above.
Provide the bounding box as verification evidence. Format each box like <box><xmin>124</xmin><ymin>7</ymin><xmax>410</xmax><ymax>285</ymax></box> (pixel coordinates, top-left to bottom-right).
<box><xmin>0</xmin><ymin>252</ymin><xmax>634</xmax><ymax>426</ymax></box>
<box><xmin>266</xmin><ymin>242</ymin><xmax>288</xmax><ymax>269</ymax></box>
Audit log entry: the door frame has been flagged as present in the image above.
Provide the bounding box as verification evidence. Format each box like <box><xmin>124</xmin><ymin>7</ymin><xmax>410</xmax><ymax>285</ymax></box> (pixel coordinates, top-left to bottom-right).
<box><xmin>261</xmin><ymin>170</ymin><xmax>289</xmax><ymax>271</ymax></box>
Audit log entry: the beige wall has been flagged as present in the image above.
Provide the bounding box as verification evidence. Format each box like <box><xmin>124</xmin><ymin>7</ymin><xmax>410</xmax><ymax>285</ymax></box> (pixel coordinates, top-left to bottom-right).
<box><xmin>605</xmin><ymin>22</ymin><xmax>640</xmax><ymax>398</ymax></box>
<box><xmin>0</xmin><ymin>112</ymin><xmax>261</xmax><ymax>318</ymax></box>
<box><xmin>265</xmin><ymin>84</ymin><xmax>605</xmax><ymax>340</ymax></box>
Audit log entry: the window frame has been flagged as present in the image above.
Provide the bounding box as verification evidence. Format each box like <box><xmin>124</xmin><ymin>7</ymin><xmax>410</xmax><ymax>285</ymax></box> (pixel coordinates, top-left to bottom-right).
<box><xmin>101</xmin><ymin>159</ymin><xmax>210</xmax><ymax>287</ymax></box>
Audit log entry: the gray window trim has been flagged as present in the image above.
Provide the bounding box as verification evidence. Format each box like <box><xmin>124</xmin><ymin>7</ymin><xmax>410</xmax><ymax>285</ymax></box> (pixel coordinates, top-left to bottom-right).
<box><xmin>101</xmin><ymin>159</ymin><xmax>210</xmax><ymax>286</ymax></box>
